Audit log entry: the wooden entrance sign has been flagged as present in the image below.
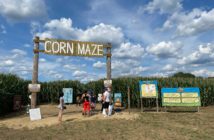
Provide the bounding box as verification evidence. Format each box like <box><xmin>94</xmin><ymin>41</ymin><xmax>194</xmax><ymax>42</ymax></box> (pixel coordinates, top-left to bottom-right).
<box><xmin>31</xmin><ymin>37</ymin><xmax>112</xmax><ymax>108</ymax></box>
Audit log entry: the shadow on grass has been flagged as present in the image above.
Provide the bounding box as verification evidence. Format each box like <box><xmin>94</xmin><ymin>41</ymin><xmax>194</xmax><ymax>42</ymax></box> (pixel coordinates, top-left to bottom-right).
<box><xmin>0</xmin><ymin>109</ymin><xmax>27</xmax><ymax>120</ymax></box>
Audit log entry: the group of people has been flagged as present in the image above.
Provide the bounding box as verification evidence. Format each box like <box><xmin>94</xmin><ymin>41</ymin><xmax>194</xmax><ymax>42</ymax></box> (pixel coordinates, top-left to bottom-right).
<box><xmin>57</xmin><ymin>87</ymin><xmax>112</xmax><ymax>123</ymax></box>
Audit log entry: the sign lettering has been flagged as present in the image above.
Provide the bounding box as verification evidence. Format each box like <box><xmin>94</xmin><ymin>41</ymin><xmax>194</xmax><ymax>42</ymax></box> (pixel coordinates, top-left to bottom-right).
<box><xmin>44</xmin><ymin>39</ymin><xmax>104</xmax><ymax>57</ymax></box>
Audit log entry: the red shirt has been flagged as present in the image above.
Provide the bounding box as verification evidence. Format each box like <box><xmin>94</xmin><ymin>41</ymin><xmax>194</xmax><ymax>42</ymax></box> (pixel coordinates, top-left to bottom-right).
<box><xmin>83</xmin><ymin>101</ymin><xmax>90</xmax><ymax>111</ymax></box>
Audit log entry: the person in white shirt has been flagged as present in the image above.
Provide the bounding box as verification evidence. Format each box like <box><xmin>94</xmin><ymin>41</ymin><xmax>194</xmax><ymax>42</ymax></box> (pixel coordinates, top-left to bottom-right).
<box><xmin>58</xmin><ymin>92</ymin><xmax>65</xmax><ymax>123</ymax></box>
<box><xmin>103</xmin><ymin>87</ymin><xmax>111</xmax><ymax>117</ymax></box>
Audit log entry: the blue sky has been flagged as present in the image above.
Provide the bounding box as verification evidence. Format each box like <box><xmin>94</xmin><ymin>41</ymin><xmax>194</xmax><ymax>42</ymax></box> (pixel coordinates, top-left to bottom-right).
<box><xmin>0</xmin><ymin>0</ymin><xmax>214</xmax><ymax>82</ymax></box>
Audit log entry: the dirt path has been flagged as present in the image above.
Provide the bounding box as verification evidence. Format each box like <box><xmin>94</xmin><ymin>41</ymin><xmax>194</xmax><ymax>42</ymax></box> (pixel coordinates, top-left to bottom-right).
<box><xmin>0</xmin><ymin>104</ymin><xmax>139</xmax><ymax>129</ymax></box>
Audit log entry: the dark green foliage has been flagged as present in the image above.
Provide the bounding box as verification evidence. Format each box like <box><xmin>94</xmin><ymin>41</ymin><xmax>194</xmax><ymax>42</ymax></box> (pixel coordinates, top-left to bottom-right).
<box><xmin>0</xmin><ymin>73</ymin><xmax>30</xmax><ymax>115</ymax></box>
<box><xmin>38</xmin><ymin>80</ymin><xmax>83</xmax><ymax>104</ymax></box>
<box><xmin>172</xmin><ymin>72</ymin><xmax>196</xmax><ymax>78</ymax></box>
<box><xmin>0</xmin><ymin>89</ymin><xmax>13</xmax><ymax>115</ymax></box>
<box><xmin>83</xmin><ymin>77</ymin><xmax>214</xmax><ymax>108</ymax></box>
<box><xmin>1</xmin><ymin>73</ymin><xmax>214</xmax><ymax>116</ymax></box>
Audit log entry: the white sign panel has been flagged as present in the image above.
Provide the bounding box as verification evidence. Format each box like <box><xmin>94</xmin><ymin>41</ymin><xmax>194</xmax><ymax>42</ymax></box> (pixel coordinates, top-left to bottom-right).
<box><xmin>98</xmin><ymin>93</ymin><xmax>102</xmax><ymax>101</ymax></box>
<box><xmin>29</xmin><ymin>108</ymin><xmax>42</xmax><ymax>121</ymax></box>
<box><xmin>104</xmin><ymin>80</ymin><xmax>112</xmax><ymax>87</ymax></box>
<box><xmin>28</xmin><ymin>84</ymin><xmax>41</xmax><ymax>92</ymax></box>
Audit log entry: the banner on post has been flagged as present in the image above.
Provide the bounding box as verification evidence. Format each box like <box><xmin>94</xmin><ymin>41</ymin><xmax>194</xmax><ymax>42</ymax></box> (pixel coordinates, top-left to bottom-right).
<box><xmin>104</xmin><ymin>80</ymin><xmax>112</xmax><ymax>88</ymax></box>
<box><xmin>28</xmin><ymin>84</ymin><xmax>41</xmax><ymax>92</ymax></box>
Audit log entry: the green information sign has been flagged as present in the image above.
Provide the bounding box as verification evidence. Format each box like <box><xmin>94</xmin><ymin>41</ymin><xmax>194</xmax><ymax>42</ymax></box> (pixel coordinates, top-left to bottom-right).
<box><xmin>161</xmin><ymin>88</ymin><xmax>201</xmax><ymax>106</ymax></box>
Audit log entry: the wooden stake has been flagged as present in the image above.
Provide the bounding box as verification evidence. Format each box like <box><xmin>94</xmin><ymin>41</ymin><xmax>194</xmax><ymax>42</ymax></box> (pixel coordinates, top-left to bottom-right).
<box><xmin>128</xmin><ymin>86</ymin><xmax>130</xmax><ymax>114</ymax></box>
<box><xmin>141</xmin><ymin>98</ymin><xmax>143</xmax><ymax>112</ymax></box>
<box><xmin>156</xmin><ymin>97</ymin><xmax>159</xmax><ymax>112</ymax></box>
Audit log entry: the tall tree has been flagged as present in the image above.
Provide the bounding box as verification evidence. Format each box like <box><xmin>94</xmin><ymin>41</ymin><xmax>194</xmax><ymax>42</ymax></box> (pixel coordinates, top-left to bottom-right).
<box><xmin>172</xmin><ymin>72</ymin><xmax>195</xmax><ymax>78</ymax></box>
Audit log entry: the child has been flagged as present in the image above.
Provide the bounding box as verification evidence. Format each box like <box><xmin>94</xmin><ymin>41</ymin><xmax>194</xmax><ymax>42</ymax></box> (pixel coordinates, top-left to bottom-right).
<box><xmin>108</xmin><ymin>97</ymin><xmax>114</xmax><ymax>116</ymax></box>
<box><xmin>91</xmin><ymin>94</ymin><xmax>96</xmax><ymax>110</ymax></box>
<box><xmin>58</xmin><ymin>92</ymin><xmax>65</xmax><ymax>123</ymax></box>
<box><xmin>83</xmin><ymin>98</ymin><xmax>90</xmax><ymax>116</ymax></box>
<box><xmin>76</xmin><ymin>95</ymin><xmax>81</xmax><ymax>106</ymax></box>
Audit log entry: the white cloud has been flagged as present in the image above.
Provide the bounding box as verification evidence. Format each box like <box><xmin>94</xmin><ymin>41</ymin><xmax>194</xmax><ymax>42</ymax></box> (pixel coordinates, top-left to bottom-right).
<box><xmin>20</xmin><ymin>71</ymin><xmax>29</xmax><ymax>75</ymax></box>
<box><xmin>0</xmin><ymin>0</ymin><xmax>47</xmax><ymax>22</ymax></box>
<box><xmin>30</xmin><ymin>22</ymin><xmax>41</xmax><ymax>36</ymax></box>
<box><xmin>146</xmin><ymin>41</ymin><xmax>182</xmax><ymax>58</ymax></box>
<box><xmin>39</xmin><ymin>58</ymin><xmax>46</xmax><ymax>62</ymax></box>
<box><xmin>162</xmin><ymin>64</ymin><xmax>174</xmax><ymax>71</ymax></box>
<box><xmin>130</xmin><ymin>66</ymin><xmax>149</xmax><ymax>75</ymax></box>
<box><xmin>161</xmin><ymin>64</ymin><xmax>181</xmax><ymax>76</ymax></box>
<box><xmin>54</xmin><ymin>73</ymin><xmax>63</xmax><ymax>79</ymax></box>
<box><xmin>93</xmin><ymin>61</ymin><xmax>105</xmax><ymax>68</ymax></box>
<box><xmin>36</xmin><ymin>18</ymin><xmax>124</xmax><ymax>46</ymax></box>
<box><xmin>73</xmin><ymin>70</ymin><xmax>87</xmax><ymax>77</ymax></box>
<box><xmin>162</xmin><ymin>8</ymin><xmax>214</xmax><ymax>36</ymax></box>
<box><xmin>113</xmin><ymin>42</ymin><xmax>144</xmax><ymax>58</ymax></box>
<box><xmin>0</xmin><ymin>24</ymin><xmax>6</xmax><ymax>34</ymax></box>
<box><xmin>178</xmin><ymin>43</ymin><xmax>214</xmax><ymax>65</ymax></box>
<box><xmin>24</xmin><ymin>44</ymin><xmax>31</xmax><ymax>48</ymax></box>
<box><xmin>112</xmin><ymin>59</ymin><xmax>144</xmax><ymax>77</ymax></box>
<box><xmin>63</xmin><ymin>64</ymin><xmax>78</xmax><ymax>70</ymax></box>
<box><xmin>141</xmin><ymin>0</ymin><xmax>182</xmax><ymax>14</ymax></box>
<box><xmin>198</xmin><ymin>43</ymin><xmax>213</xmax><ymax>54</ymax></box>
<box><xmin>11</xmin><ymin>49</ymin><xmax>27</xmax><ymax>56</ymax></box>
<box><xmin>56</xmin><ymin>58</ymin><xmax>63</xmax><ymax>63</ymax></box>
<box><xmin>84</xmin><ymin>57</ymin><xmax>96</xmax><ymax>62</ymax></box>
<box><xmin>192</xmin><ymin>69</ymin><xmax>214</xmax><ymax>77</ymax></box>
<box><xmin>4</xmin><ymin>60</ymin><xmax>14</xmax><ymax>66</ymax></box>
<box><xmin>37</xmin><ymin>31</ymin><xmax>53</xmax><ymax>39</ymax></box>
<box><xmin>40</xmin><ymin>18</ymin><xmax>75</xmax><ymax>39</ymax></box>
<box><xmin>45</xmin><ymin>70</ymin><xmax>63</xmax><ymax>80</ymax></box>
<box><xmin>79</xmin><ymin>23</ymin><xmax>124</xmax><ymax>46</ymax></box>
<box><xmin>149</xmin><ymin>72</ymin><xmax>168</xmax><ymax>77</ymax></box>
<box><xmin>0</xmin><ymin>48</ymin><xmax>33</xmax><ymax>79</ymax></box>
<box><xmin>39</xmin><ymin>62</ymin><xmax>60</xmax><ymax>79</ymax></box>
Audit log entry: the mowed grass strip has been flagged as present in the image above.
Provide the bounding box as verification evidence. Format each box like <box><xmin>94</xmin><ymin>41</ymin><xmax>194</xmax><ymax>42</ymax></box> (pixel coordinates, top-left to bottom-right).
<box><xmin>0</xmin><ymin>107</ymin><xmax>214</xmax><ymax>140</ymax></box>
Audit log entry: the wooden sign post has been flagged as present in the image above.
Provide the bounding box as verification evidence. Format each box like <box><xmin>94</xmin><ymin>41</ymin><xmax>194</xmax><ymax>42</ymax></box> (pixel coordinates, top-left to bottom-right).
<box><xmin>31</xmin><ymin>37</ymin><xmax>39</xmax><ymax>108</ymax></box>
<box><xmin>31</xmin><ymin>36</ymin><xmax>112</xmax><ymax>108</ymax></box>
<box><xmin>106</xmin><ymin>43</ymin><xmax>111</xmax><ymax>80</ymax></box>
<box><xmin>128</xmin><ymin>86</ymin><xmax>131</xmax><ymax>114</ymax></box>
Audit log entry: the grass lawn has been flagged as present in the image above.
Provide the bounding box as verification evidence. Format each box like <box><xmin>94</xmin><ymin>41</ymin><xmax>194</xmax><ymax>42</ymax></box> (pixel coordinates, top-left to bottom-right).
<box><xmin>0</xmin><ymin>105</ymin><xmax>214</xmax><ymax>140</ymax></box>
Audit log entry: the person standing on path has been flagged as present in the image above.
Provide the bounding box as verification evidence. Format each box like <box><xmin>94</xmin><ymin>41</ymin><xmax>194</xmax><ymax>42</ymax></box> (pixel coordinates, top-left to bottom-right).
<box><xmin>103</xmin><ymin>87</ymin><xmax>111</xmax><ymax>117</ymax></box>
<box><xmin>58</xmin><ymin>92</ymin><xmax>65</xmax><ymax>123</ymax></box>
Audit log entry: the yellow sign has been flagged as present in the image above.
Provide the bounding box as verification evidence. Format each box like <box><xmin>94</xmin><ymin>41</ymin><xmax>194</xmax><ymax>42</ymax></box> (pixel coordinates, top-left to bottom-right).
<box><xmin>164</xmin><ymin>93</ymin><xmax>180</xmax><ymax>97</ymax></box>
<box><xmin>182</xmin><ymin>98</ymin><xmax>199</xmax><ymax>103</ymax></box>
<box><xmin>164</xmin><ymin>98</ymin><xmax>181</xmax><ymax>103</ymax></box>
<box><xmin>141</xmin><ymin>84</ymin><xmax>157</xmax><ymax>97</ymax></box>
<box><xmin>182</xmin><ymin>93</ymin><xmax>198</xmax><ymax>97</ymax></box>
<box><xmin>44</xmin><ymin>39</ymin><xmax>104</xmax><ymax>57</ymax></box>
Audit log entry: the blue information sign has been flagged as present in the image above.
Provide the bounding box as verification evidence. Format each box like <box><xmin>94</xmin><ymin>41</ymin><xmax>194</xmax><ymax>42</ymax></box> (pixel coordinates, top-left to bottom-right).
<box><xmin>161</xmin><ymin>87</ymin><xmax>201</xmax><ymax>106</ymax></box>
<box><xmin>63</xmin><ymin>88</ymin><xmax>73</xmax><ymax>103</ymax></box>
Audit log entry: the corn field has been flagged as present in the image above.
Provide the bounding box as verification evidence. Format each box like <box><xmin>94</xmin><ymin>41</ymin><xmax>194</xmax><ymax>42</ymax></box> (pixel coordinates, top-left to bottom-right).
<box><xmin>0</xmin><ymin>73</ymin><xmax>214</xmax><ymax>115</ymax></box>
